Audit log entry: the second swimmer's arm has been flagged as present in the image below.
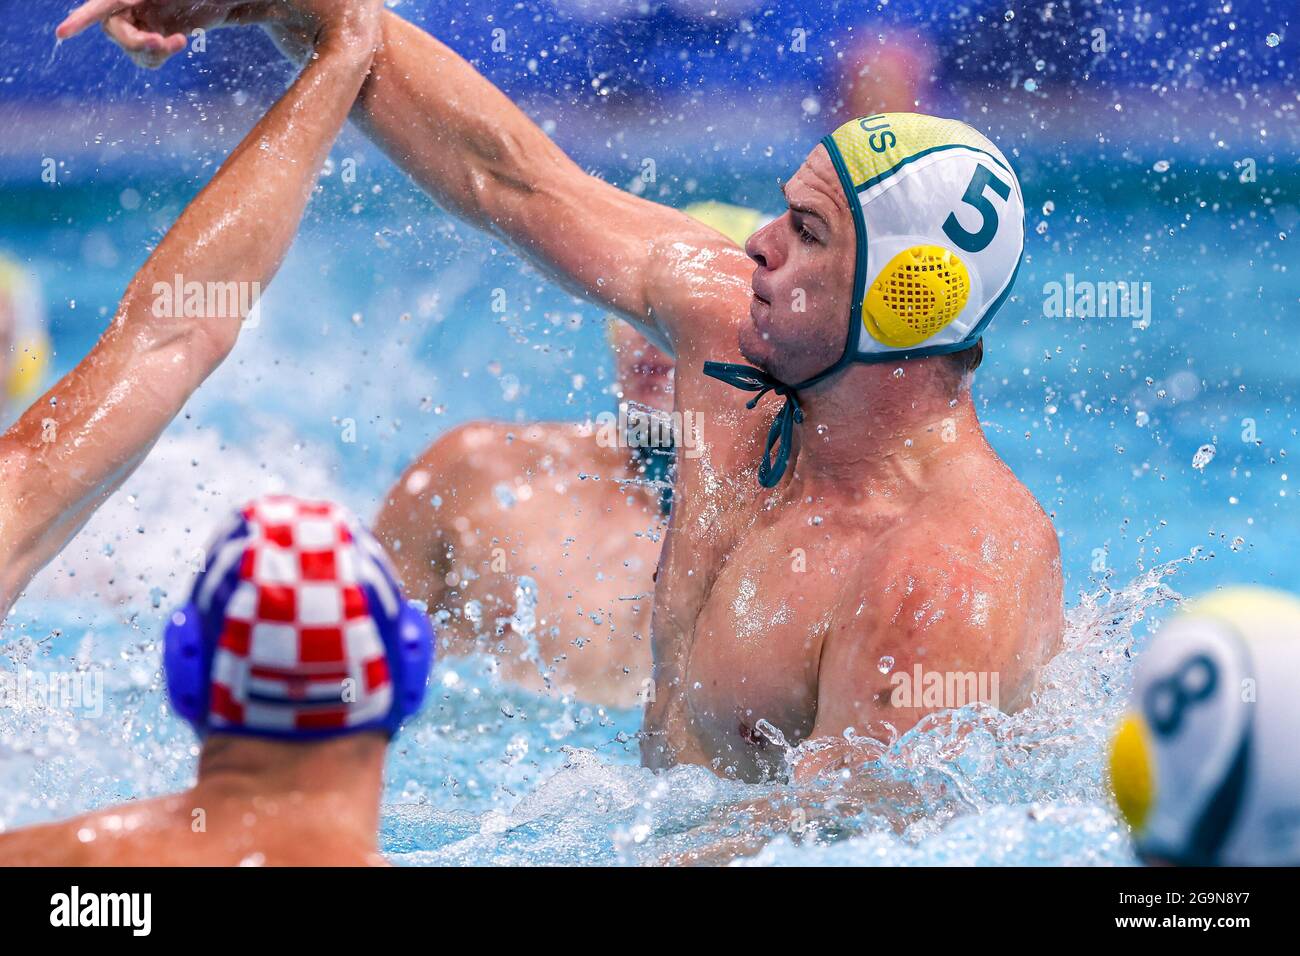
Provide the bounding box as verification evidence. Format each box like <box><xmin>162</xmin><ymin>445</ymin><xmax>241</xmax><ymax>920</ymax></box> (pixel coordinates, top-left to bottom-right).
<box><xmin>0</xmin><ymin>15</ymin><xmax>380</xmax><ymax>615</ymax></box>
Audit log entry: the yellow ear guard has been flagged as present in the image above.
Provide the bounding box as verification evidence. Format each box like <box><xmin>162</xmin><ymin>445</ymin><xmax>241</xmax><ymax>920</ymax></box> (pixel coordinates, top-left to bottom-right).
<box><xmin>864</xmin><ymin>245</ymin><xmax>971</xmax><ymax>348</ymax></box>
<box><xmin>1109</xmin><ymin>713</ymin><xmax>1155</xmax><ymax>834</ymax></box>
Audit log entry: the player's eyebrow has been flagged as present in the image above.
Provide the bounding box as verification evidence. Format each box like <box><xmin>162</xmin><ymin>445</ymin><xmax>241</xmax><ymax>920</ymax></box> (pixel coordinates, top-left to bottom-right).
<box><xmin>779</xmin><ymin>180</ymin><xmax>828</xmax><ymax>225</ymax></box>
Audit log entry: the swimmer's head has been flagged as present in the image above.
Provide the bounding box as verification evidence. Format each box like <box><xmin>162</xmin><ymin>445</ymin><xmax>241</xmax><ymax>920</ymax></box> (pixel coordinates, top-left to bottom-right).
<box><xmin>164</xmin><ymin>495</ymin><xmax>434</xmax><ymax>742</ymax></box>
<box><xmin>1109</xmin><ymin>587</ymin><xmax>1300</xmax><ymax>866</ymax></box>
<box><xmin>741</xmin><ymin>112</ymin><xmax>1023</xmax><ymax>386</ymax></box>
<box><xmin>711</xmin><ymin>112</ymin><xmax>1024</xmax><ymax>484</ymax></box>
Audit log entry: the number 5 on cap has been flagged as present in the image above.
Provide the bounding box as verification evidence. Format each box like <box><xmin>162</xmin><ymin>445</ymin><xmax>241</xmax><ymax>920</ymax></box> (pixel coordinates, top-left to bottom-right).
<box><xmin>942</xmin><ymin>165</ymin><xmax>1011</xmax><ymax>253</ymax></box>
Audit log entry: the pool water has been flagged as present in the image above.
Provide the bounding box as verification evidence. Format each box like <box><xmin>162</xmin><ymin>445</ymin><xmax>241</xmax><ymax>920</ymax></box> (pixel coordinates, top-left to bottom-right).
<box><xmin>0</xmin><ymin>130</ymin><xmax>1296</xmax><ymax>863</ymax></box>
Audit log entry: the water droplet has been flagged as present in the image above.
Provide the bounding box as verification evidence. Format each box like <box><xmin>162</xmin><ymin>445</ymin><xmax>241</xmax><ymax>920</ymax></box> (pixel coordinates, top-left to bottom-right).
<box><xmin>1152</xmin><ymin>159</ymin><xmax>1171</xmax><ymax>173</ymax></box>
<box><xmin>1192</xmin><ymin>444</ymin><xmax>1216</xmax><ymax>471</ymax></box>
<box><xmin>464</xmin><ymin>600</ymin><xmax>483</xmax><ymax>625</ymax></box>
<box><xmin>1266</xmin><ymin>32</ymin><xmax>1281</xmax><ymax>47</ymax></box>
<box><xmin>1004</xmin><ymin>9</ymin><xmax>1015</xmax><ymax>21</ymax></box>
<box><xmin>1042</xmin><ymin>200</ymin><xmax>1055</xmax><ymax>216</ymax></box>
<box><xmin>1023</xmin><ymin>78</ymin><xmax>1038</xmax><ymax>92</ymax></box>
<box><xmin>493</xmin><ymin>483</ymin><xmax>517</xmax><ymax>509</ymax></box>
<box><xmin>753</xmin><ymin>718</ymin><xmax>789</xmax><ymax>748</ymax></box>
<box><xmin>877</xmin><ymin>655</ymin><xmax>895</xmax><ymax>674</ymax></box>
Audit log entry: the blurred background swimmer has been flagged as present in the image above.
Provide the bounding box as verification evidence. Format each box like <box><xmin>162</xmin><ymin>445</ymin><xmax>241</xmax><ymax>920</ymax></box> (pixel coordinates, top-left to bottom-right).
<box><xmin>1110</xmin><ymin>587</ymin><xmax>1300</xmax><ymax>866</ymax></box>
<box><xmin>0</xmin><ymin>495</ymin><xmax>433</xmax><ymax>865</ymax></box>
<box><xmin>0</xmin><ymin>254</ymin><xmax>50</xmax><ymax>421</ymax></box>
<box><xmin>377</xmin><ymin>202</ymin><xmax>768</xmax><ymax>708</ymax></box>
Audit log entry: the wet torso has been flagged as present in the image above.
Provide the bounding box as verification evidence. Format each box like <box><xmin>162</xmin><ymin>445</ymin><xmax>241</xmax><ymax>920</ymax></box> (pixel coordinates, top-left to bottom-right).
<box><xmin>640</xmin><ymin>340</ymin><xmax>1063</xmax><ymax>783</ymax></box>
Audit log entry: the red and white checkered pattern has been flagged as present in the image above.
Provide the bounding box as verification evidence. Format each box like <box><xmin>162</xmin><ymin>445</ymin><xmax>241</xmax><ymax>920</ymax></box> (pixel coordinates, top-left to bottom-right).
<box><xmin>202</xmin><ymin>496</ymin><xmax>395</xmax><ymax>733</ymax></box>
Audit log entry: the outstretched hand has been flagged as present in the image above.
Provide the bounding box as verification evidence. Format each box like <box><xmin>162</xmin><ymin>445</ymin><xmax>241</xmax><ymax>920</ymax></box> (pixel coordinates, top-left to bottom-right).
<box><xmin>56</xmin><ymin>0</ymin><xmax>381</xmax><ymax>69</ymax></box>
<box><xmin>56</xmin><ymin>1</ymin><xmax>273</xmax><ymax>68</ymax></box>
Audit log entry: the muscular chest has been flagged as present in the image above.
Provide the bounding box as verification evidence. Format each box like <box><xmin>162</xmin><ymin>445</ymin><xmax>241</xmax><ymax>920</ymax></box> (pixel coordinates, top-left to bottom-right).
<box><xmin>650</xmin><ymin>499</ymin><xmax>855</xmax><ymax>771</ymax></box>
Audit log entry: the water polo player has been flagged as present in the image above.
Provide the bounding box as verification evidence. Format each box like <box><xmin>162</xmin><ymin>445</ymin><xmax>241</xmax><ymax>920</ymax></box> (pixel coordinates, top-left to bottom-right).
<box><xmin>0</xmin><ymin>496</ymin><xmax>433</xmax><ymax>865</ymax></box>
<box><xmin>376</xmin><ymin>202</ymin><xmax>766</xmax><ymax>707</ymax></box>
<box><xmin>1111</xmin><ymin>587</ymin><xmax>1300</xmax><ymax>866</ymax></box>
<box><xmin>71</xmin><ymin>0</ymin><xmax>1064</xmax><ymax>782</ymax></box>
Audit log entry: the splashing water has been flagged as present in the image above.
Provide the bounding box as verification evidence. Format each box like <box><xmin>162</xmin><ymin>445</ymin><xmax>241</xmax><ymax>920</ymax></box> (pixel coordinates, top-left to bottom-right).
<box><xmin>510</xmin><ymin>575</ymin><xmax>541</xmax><ymax>666</ymax></box>
<box><xmin>1191</xmin><ymin>444</ymin><xmax>1216</xmax><ymax>472</ymax></box>
<box><xmin>1</xmin><ymin>560</ymin><xmax>1181</xmax><ymax>866</ymax></box>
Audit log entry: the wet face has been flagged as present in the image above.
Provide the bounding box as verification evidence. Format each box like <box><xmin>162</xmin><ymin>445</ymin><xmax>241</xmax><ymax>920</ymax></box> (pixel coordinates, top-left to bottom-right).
<box><xmin>740</xmin><ymin>145</ymin><xmax>857</xmax><ymax>384</ymax></box>
<box><xmin>609</xmin><ymin>320</ymin><xmax>674</xmax><ymax>409</ymax></box>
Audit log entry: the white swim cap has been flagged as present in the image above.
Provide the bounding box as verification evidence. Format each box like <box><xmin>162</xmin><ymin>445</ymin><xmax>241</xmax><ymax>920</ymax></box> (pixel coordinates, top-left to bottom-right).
<box><xmin>821</xmin><ymin>112</ymin><xmax>1025</xmax><ymax>360</ymax></box>
<box><xmin>1110</xmin><ymin>587</ymin><xmax>1300</xmax><ymax>865</ymax></box>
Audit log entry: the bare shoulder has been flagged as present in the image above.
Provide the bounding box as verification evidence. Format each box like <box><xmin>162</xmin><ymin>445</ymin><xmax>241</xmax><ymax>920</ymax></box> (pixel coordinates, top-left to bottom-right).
<box><xmin>832</xmin><ymin>460</ymin><xmax>1062</xmax><ymax>667</ymax></box>
<box><xmin>0</xmin><ymin>817</ymin><xmax>90</xmax><ymax>866</ymax></box>
<box><xmin>0</xmin><ymin>796</ymin><xmax>186</xmax><ymax>866</ymax></box>
<box><xmin>382</xmin><ymin>420</ymin><xmax>584</xmax><ymax>519</ymax></box>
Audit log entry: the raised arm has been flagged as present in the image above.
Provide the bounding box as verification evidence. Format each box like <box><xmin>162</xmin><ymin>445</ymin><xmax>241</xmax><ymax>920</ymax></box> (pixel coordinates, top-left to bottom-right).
<box><xmin>58</xmin><ymin>1</ymin><xmax>755</xmax><ymax>356</ymax></box>
<box><xmin>0</xmin><ymin>5</ymin><xmax>381</xmax><ymax>614</ymax></box>
<box><xmin>338</xmin><ymin>12</ymin><xmax>753</xmax><ymax>354</ymax></box>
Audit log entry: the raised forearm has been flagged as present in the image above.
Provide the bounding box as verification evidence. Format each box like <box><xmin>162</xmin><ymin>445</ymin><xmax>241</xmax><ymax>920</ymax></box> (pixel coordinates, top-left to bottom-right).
<box><xmin>0</xmin><ymin>39</ymin><xmax>374</xmax><ymax>612</ymax></box>
<box><xmin>338</xmin><ymin>11</ymin><xmax>716</xmax><ymax>335</ymax></box>
<box><xmin>350</xmin><ymin>13</ymin><xmax>576</xmax><ymax>238</ymax></box>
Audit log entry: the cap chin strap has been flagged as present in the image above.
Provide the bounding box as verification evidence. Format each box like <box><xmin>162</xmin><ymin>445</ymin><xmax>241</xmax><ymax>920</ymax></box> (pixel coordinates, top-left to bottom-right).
<box><xmin>703</xmin><ymin>335</ymin><xmax>980</xmax><ymax>487</ymax></box>
<box><xmin>702</xmin><ymin>355</ymin><xmax>848</xmax><ymax>488</ymax></box>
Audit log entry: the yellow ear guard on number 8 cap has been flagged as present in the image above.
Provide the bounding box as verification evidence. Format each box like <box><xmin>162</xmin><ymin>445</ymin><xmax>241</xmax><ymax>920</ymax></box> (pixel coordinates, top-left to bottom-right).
<box><xmin>703</xmin><ymin>112</ymin><xmax>1025</xmax><ymax>487</ymax></box>
<box><xmin>1109</xmin><ymin>587</ymin><xmax>1300</xmax><ymax>866</ymax></box>
<box><xmin>0</xmin><ymin>255</ymin><xmax>50</xmax><ymax>406</ymax></box>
